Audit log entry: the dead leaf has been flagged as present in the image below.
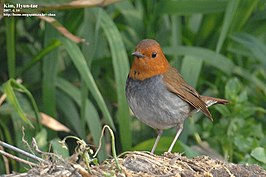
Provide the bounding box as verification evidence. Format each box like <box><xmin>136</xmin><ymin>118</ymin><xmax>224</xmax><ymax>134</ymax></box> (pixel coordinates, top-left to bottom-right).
<box><xmin>40</xmin><ymin>112</ymin><xmax>70</xmax><ymax>132</ymax></box>
<box><xmin>73</xmin><ymin>164</ymin><xmax>92</xmax><ymax>177</ymax></box>
<box><xmin>38</xmin><ymin>16</ymin><xmax>85</xmax><ymax>43</ymax></box>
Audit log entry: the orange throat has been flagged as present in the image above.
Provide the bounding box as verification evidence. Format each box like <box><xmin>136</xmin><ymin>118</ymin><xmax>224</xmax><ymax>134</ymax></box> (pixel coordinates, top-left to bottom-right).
<box><xmin>129</xmin><ymin>58</ymin><xmax>170</xmax><ymax>81</ymax></box>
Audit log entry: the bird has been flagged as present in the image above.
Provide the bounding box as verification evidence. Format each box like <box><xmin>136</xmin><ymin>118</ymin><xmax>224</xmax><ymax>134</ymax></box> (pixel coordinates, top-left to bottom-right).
<box><xmin>125</xmin><ymin>39</ymin><xmax>229</xmax><ymax>153</ymax></box>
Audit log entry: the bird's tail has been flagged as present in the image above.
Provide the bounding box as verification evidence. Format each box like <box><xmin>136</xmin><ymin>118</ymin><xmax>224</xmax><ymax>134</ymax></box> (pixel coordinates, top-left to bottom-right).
<box><xmin>200</xmin><ymin>96</ymin><xmax>229</xmax><ymax>107</ymax></box>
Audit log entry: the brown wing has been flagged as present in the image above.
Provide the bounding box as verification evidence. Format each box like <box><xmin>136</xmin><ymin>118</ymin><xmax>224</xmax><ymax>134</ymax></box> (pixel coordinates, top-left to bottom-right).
<box><xmin>163</xmin><ymin>67</ymin><xmax>213</xmax><ymax>121</ymax></box>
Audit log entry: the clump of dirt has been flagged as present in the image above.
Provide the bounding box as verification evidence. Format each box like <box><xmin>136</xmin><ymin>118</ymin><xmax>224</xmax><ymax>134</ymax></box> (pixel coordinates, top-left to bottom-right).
<box><xmin>3</xmin><ymin>151</ymin><xmax>266</xmax><ymax>177</ymax></box>
<box><xmin>3</xmin><ymin>155</ymin><xmax>83</xmax><ymax>177</ymax></box>
<box><xmin>91</xmin><ymin>151</ymin><xmax>266</xmax><ymax>177</ymax></box>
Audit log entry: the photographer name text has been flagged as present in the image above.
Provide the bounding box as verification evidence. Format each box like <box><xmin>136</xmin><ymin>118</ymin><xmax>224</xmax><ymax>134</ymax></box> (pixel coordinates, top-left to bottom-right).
<box><xmin>3</xmin><ymin>3</ymin><xmax>56</xmax><ymax>17</ymax></box>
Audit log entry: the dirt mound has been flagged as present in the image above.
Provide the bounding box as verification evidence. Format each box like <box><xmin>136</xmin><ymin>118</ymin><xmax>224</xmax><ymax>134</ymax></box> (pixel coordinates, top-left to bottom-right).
<box><xmin>91</xmin><ymin>151</ymin><xmax>266</xmax><ymax>177</ymax></box>
<box><xmin>4</xmin><ymin>151</ymin><xmax>265</xmax><ymax>177</ymax></box>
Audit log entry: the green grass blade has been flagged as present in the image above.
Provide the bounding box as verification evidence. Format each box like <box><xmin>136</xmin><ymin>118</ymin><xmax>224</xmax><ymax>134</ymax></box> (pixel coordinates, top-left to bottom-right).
<box><xmin>50</xmin><ymin>138</ymin><xmax>69</xmax><ymax>158</ymax></box>
<box><xmin>56</xmin><ymin>78</ymin><xmax>100</xmax><ymax>133</ymax></box>
<box><xmin>99</xmin><ymin>8</ymin><xmax>131</xmax><ymax>150</ymax></box>
<box><xmin>56</xmin><ymin>78</ymin><xmax>106</xmax><ymax>160</ymax></box>
<box><xmin>17</xmin><ymin>40</ymin><xmax>61</xmax><ymax>76</ymax></box>
<box><xmin>56</xmin><ymin>91</ymin><xmax>82</xmax><ymax>137</ymax></box>
<box><xmin>164</xmin><ymin>46</ymin><xmax>235</xmax><ymax>75</ymax></box>
<box><xmin>133</xmin><ymin>137</ymin><xmax>199</xmax><ymax>157</ymax></box>
<box><xmin>3</xmin><ymin>79</ymin><xmax>42</xmax><ymax>129</ymax></box>
<box><xmin>180</xmin><ymin>56</ymin><xmax>203</xmax><ymax>88</ymax></box>
<box><xmin>157</xmin><ymin>0</ymin><xmax>228</xmax><ymax>15</ymax></box>
<box><xmin>115</xmin><ymin>1</ymin><xmax>143</xmax><ymax>35</ymax></box>
<box><xmin>5</xmin><ymin>17</ymin><xmax>16</xmax><ymax>78</ymax></box>
<box><xmin>216</xmin><ymin>0</ymin><xmax>240</xmax><ymax>53</ymax></box>
<box><xmin>42</xmin><ymin>25</ymin><xmax>59</xmax><ymax>117</ymax></box>
<box><xmin>82</xmin><ymin>8</ymin><xmax>101</xmax><ymax>67</ymax></box>
<box><xmin>59</xmin><ymin>38</ymin><xmax>115</xmax><ymax>130</ymax></box>
<box><xmin>231</xmin><ymin>33</ymin><xmax>266</xmax><ymax>68</ymax></box>
<box><xmin>3</xmin><ymin>81</ymin><xmax>33</xmax><ymax>127</ymax></box>
<box><xmin>80</xmin><ymin>81</ymin><xmax>87</xmax><ymax>139</ymax></box>
<box><xmin>233</xmin><ymin>67</ymin><xmax>266</xmax><ymax>95</ymax></box>
<box><xmin>170</xmin><ymin>15</ymin><xmax>182</xmax><ymax>68</ymax></box>
<box><xmin>230</xmin><ymin>0</ymin><xmax>259</xmax><ymax>31</ymax></box>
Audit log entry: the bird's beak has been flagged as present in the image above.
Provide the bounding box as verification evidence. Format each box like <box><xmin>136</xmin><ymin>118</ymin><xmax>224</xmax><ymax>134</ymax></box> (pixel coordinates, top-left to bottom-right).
<box><xmin>132</xmin><ymin>51</ymin><xmax>144</xmax><ymax>58</ymax></box>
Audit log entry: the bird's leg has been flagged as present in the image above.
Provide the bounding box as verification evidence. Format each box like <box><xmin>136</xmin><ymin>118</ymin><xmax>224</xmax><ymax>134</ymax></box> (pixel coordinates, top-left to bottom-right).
<box><xmin>151</xmin><ymin>129</ymin><xmax>163</xmax><ymax>154</ymax></box>
<box><xmin>168</xmin><ymin>124</ymin><xmax>183</xmax><ymax>152</ymax></box>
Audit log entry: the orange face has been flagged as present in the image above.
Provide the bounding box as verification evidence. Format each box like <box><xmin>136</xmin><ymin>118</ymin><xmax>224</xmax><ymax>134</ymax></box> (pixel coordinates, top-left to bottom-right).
<box><xmin>129</xmin><ymin>39</ymin><xmax>170</xmax><ymax>81</ymax></box>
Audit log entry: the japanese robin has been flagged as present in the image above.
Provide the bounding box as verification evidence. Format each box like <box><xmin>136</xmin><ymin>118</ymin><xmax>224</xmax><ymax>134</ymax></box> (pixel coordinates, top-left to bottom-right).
<box><xmin>126</xmin><ymin>39</ymin><xmax>228</xmax><ymax>153</ymax></box>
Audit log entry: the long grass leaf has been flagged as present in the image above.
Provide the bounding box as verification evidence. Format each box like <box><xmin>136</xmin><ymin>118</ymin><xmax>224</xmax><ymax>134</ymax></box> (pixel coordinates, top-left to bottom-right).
<box><xmin>59</xmin><ymin>37</ymin><xmax>115</xmax><ymax>130</ymax></box>
<box><xmin>3</xmin><ymin>79</ymin><xmax>42</xmax><ymax>129</ymax></box>
<box><xmin>56</xmin><ymin>78</ymin><xmax>106</xmax><ymax>160</ymax></box>
<box><xmin>157</xmin><ymin>0</ymin><xmax>228</xmax><ymax>15</ymax></box>
<box><xmin>180</xmin><ymin>56</ymin><xmax>203</xmax><ymax>88</ymax></box>
<box><xmin>164</xmin><ymin>46</ymin><xmax>235</xmax><ymax>75</ymax></box>
<box><xmin>17</xmin><ymin>40</ymin><xmax>61</xmax><ymax>76</ymax></box>
<box><xmin>231</xmin><ymin>33</ymin><xmax>266</xmax><ymax>69</ymax></box>
<box><xmin>230</xmin><ymin>0</ymin><xmax>259</xmax><ymax>31</ymax></box>
<box><xmin>82</xmin><ymin>8</ymin><xmax>101</xmax><ymax>67</ymax></box>
<box><xmin>115</xmin><ymin>1</ymin><xmax>143</xmax><ymax>35</ymax></box>
<box><xmin>80</xmin><ymin>81</ymin><xmax>87</xmax><ymax>138</ymax></box>
<box><xmin>42</xmin><ymin>25</ymin><xmax>58</xmax><ymax>116</ymax></box>
<box><xmin>56</xmin><ymin>91</ymin><xmax>82</xmax><ymax>137</ymax></box>
<box><xmin>170</xmin><ymin>15</ymin><xmax>182</xmax><ymax>68</ymax></box>
<box><xmin>3</xmin><ymin>81</ymin><xmax>33</xmax><ymax>127</ymax></box>
<box><xmin>216</xmin><ymin>0</ymin><xmax>240</xmax><ymax>53</ymax></box>
<box><xmin>99</xmin><ymin>8</ymin><xmax>131</xmax><ymax>150</ymax></box>
<box><xmin>5</xmin><ymin>17</ymin><xmax>16</xmax><ymax>78</ymax></box>
<box><xmin>233</xmin><ymin>67</ymin><xmax>266</xmax><ymax>95</ymax></box>
<box><xmin>50</xmin><ymin>138</ymin><xmax>69</xmax><ymax>158</ymax></box>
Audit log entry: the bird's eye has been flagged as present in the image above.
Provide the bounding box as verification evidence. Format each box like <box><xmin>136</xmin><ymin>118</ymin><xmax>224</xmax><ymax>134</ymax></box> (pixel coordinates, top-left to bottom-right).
<box><xmin>151</xmin><ymin>52</ymin><xmax>157</xmax><ymax>58</ymax></box>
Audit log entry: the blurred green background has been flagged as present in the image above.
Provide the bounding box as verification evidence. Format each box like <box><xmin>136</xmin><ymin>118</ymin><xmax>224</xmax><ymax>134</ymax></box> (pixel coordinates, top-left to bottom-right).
<box><xmin>0</xmin><ymin>0</ymin><xmax>266</xmax><ymax>173</ymax></box>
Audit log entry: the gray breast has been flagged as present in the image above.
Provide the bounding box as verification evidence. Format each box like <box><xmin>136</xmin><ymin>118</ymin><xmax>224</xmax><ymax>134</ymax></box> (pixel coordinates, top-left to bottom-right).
<box><xmin>126</xmin><ymin>75</ymin><xmax>192</xmax><ymax>130</ymax></box>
